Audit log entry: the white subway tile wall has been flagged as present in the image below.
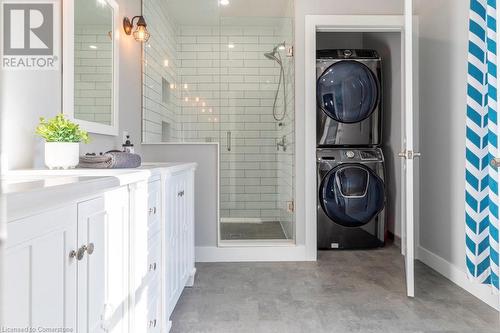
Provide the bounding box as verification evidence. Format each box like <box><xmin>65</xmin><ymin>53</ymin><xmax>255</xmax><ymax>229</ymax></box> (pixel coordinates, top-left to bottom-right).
<box><xmin>143</xmin><ymin>0</ymin><xmax>181</xmax><ymax>142</ymax></box>
<box><xmin>177</xmin><ymin>20</ymin><xmax>294</xmax><ymax>226</ymax></box>
<box><xmin>141</xmin><ymin>7</ymin><xmax>295</xmax><ymax>239</ymax></box>
<box><xmin>74</xmin><ymin>26</ymin><xmax>113</xmax><ymax>125</ymax></box>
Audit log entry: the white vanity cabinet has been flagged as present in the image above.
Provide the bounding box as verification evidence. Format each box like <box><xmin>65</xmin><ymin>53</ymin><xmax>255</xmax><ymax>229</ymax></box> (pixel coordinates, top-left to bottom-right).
<box><xmin>2</xmin><ymin>163</ymin><xmax>197</xmax><ymax>333</ymax></box>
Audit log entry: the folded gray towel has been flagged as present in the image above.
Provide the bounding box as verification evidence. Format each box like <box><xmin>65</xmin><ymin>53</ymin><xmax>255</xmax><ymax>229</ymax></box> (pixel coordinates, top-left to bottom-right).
<box><xmin>78</xmin><ymin>152</ymin><xmax>141</xmax><ymax>169</ymax></box>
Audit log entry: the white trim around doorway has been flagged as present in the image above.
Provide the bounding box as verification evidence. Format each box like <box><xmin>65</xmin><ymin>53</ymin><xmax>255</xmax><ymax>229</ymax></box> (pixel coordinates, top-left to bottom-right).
<box><xmin>303</xmin><ymin>15</ymin><xmax>415</xmax><ymax>261</ymax></box>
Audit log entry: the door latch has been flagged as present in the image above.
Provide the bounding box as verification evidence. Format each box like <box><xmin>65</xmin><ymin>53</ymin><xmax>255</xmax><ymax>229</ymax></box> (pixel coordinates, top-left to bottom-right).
<box><xmin>398</xmin><ymin>150</ymin><xmax>421</xmax><ymax>160</ymax></box>
<box><xmin>491</xmin><ymin>158</ymin><xmax>500</xmax><ymax>168</ymax></box>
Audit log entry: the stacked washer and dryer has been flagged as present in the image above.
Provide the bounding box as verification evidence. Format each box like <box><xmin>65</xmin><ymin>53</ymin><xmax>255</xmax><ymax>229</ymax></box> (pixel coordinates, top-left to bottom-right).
<box><xmin>316</xmin><ymin>49</ymin><xmax>387</xmax><ymax>250</ymax></box>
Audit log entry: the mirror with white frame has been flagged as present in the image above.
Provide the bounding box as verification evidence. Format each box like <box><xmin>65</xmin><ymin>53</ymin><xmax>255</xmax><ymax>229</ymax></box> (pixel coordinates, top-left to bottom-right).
<box><xmin>63</xmin><ymin>0</ymin><xmax>119</xmax><ymax>136</ymax></box>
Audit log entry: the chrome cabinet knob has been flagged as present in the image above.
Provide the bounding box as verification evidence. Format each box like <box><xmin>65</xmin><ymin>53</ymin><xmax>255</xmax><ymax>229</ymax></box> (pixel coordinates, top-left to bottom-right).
<box><xmin>149</xmin><ymin>262</ymin><xmax>157</xmax><ymax>271</ymax></box>
<box><xmin>76</xmin><ymin>243</ymin><xmax>94</xmax><ymax>260</ymax></box>
<box><xmin>87</xmin><ymin>243</ymin><xmax>95</xmax><ymax>255</ymax></box>
<box><xmin>77</xmin><ymin>245</ymin><xmax>87</xmax><ymax>261</ymax></box>
<box><xmin>69</xmin><ymin>250</ymin><xmax>77</xmax><ymax>259</ymax></box>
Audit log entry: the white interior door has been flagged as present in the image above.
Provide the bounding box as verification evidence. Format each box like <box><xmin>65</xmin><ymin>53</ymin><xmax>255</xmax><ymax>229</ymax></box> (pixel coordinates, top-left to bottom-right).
<box><xmin>400</xmin><ymin>0</ymin><xmax>417</xmax><ymax>298</ymax></box>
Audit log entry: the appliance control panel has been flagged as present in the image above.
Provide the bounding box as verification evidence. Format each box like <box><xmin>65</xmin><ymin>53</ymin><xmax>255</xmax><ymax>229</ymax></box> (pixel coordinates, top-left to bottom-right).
<box><xmin>345</xmin><ymin>150</ymin><xmax>356</xmax><ymax>159</ymax></box>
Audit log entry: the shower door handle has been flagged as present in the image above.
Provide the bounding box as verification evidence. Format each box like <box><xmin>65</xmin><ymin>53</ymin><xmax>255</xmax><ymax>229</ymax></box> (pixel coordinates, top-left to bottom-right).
<box><xmin>227</xmin><ymin>131</ymin><xmax>231</xmax><ymax>151</ymax></box>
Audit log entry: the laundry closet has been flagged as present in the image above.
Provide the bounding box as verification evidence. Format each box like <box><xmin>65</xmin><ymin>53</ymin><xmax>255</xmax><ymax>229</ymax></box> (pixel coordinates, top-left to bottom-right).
<box><xmin>315</xmin><ymin>31</ymin><xmax>404</xmax><ymax>249</ymax></box>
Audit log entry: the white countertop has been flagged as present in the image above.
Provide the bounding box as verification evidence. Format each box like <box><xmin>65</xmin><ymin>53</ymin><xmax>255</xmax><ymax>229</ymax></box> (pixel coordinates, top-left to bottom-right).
<box><xmin>1</xmin><ymin>162</ymin><xmax>197</xmax><ymax>221</ymax></box>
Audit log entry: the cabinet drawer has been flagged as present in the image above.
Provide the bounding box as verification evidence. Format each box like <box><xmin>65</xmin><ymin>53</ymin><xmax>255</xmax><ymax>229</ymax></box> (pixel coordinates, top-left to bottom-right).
<box><xmin>148</xmin><ymin>219</ymin><xmax>161</xmax><ymax>241</ymax></box>
<box><xmin>147</xmin><ymin>296</ymin><xmax>161</xmax><ymax>333</ymax></box>
<box><xmin>134</xmin><ymin>283</ymin><xmax>161</xmax><ymax>333</ymax></box>
<box><xmin>148</xmin><ymin>180</ymin><xmax>161</xmax><ymax>239</ymax></box>
<box><xmin>147</xmin><ymin>235</ymin><xmax>161</xmax><ymax>281</ymax></box>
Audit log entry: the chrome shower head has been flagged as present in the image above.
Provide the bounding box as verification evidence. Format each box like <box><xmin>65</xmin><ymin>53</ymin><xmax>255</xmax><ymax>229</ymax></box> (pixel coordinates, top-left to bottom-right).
<box><xmin>264</xmin><ymin>42</ymin><xmax>286</xmax><ymax>64</ymax></box>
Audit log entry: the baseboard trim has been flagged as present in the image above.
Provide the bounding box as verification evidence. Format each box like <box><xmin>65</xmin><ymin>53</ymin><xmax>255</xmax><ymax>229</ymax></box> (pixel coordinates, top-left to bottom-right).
<box><xmin>387</xmin><ymin>231</ymin><xmax>401</xmax><ymax>249</ymax></box>
<box><xmin>417</xmin><ymin>246</ymin><xmax>499</xmax><ymax>311</ymax></box>
<box><xmin>195</xmin><ymin>245</ymin><xmax>313</xmax><ymax>262</ymax></box>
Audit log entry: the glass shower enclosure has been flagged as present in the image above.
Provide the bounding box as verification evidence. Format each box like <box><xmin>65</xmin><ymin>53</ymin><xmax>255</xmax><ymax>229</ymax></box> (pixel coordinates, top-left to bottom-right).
<box><xmin>213</xmin><ymin>12</ymin><xmax>295</xmax><ymax>242</ymax></box>
<box><xmin>142</xmin><ymin>0</ymin><xmax>295</xmax><ymax>243</ymax></box>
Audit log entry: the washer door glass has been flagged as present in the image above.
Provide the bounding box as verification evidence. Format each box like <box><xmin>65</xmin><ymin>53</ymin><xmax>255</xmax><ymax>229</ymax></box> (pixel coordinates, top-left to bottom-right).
<box><xmin>317</xmin><ymin>61</ymin><xmax>379</xmax><ymax>123</ymax></box>
<box><xmin>320</xmin><ymin>164</ymin><xmax>385</xmax><ymax>227</ymax></box>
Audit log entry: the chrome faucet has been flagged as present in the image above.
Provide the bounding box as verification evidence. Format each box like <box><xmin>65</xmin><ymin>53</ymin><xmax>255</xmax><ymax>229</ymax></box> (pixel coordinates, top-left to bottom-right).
<box><xmin>277</xmin><ymin>135</ymin><xmax>287</xmax><ymax>152</ymax></box>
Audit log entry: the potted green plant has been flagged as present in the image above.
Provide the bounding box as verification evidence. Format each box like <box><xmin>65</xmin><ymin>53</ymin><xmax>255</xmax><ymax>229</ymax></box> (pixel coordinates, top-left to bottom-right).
<box><xmin>35</xmin><ymin>114</ymin><xmax>90</xmax><ymax>169</ymax></box>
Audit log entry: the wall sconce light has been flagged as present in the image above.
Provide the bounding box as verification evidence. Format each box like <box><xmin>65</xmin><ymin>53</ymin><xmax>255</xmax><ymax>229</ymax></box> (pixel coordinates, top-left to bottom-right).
<box><xmin>123</xmin><ymin>15</ymin><xmax>150</xmax><ymax>42</ymax></box>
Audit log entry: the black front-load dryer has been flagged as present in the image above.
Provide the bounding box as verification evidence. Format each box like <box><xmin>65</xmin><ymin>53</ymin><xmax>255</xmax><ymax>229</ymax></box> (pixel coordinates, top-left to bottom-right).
<box><xmin>316</xmin><ymin>49</ymin><xmax>382</xmax><ymax>147</ymax></box>
<box><xmin>317</xmin><ymin>148</ymin><xmax>386</xmax><ymax>250</ymax></box>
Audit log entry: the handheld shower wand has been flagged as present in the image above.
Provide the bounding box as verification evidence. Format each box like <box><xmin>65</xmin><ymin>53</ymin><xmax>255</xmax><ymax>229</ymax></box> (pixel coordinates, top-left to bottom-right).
<box><xmin>264</xmin><ymin>42</ymin><xmax>288</xmax><ymax>122</ymax></box>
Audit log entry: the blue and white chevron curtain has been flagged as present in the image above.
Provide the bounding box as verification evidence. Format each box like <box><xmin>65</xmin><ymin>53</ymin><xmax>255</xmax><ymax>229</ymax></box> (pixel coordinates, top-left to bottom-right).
<box><xmin>466</xmin><ymin>0</ymin><xmax>500</xmax><ymax>293</ymax></box>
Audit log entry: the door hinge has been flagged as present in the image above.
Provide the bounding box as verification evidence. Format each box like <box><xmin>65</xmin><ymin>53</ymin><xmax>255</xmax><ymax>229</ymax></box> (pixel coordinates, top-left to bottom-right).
<box><xmin>398</xmin><ymin>150</ymin><xmax>421</xmax><ymax>160</ymax></box>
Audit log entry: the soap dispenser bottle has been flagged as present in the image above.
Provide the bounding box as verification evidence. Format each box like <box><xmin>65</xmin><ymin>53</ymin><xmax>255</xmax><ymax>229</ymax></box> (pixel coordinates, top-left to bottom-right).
<box><xmin>122</xmin><ymin>135</ymin><xmax>134</xmax><ymax>153</ymax></box>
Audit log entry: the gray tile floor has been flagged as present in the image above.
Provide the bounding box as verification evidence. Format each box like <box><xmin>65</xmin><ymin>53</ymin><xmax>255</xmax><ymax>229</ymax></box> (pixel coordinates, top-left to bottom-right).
<box><xmin>171</xmin><ymin>245</ymin><xmax>500</xmax><ymax>332</ymax></box>
<box><xmin>220</xmin><ymin>222</ymin><xmax>287</xmax><ymax>240</ymax></box>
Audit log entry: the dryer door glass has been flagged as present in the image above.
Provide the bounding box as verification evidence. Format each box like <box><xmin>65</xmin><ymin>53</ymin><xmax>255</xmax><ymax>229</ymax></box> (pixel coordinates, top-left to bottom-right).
<box><xmin>317</xmin><ymin>61</ymin><xmax>379</xmax><ymax>123</ymax></box>
<box><xmin>320</xmin><ymin>164</ymin><xmax>385</xmax><ymax>227</ymax></box>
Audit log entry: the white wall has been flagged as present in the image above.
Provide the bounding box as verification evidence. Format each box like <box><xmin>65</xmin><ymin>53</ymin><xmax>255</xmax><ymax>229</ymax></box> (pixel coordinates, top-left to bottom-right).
<box><xmin>414</xmin><ymin>0</ymin><xmax>500</xmax><ymax>310</ymax></box>
<box><xmin>415</xmin><ymin>0</ymin><xmax>469</xmax><ymax>275</ymax></box>
<box><xmin>1</xmin><ymin>0</ymin><xmax>142</xmax><ymax>170</ymax></box>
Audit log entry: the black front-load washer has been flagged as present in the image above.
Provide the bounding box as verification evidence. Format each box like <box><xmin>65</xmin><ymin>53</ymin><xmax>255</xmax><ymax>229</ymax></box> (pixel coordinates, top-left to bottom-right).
<box><xmin>317</xmin><ymin>148</ymin><xmax>386</xmax><ymax>249</ymax></box>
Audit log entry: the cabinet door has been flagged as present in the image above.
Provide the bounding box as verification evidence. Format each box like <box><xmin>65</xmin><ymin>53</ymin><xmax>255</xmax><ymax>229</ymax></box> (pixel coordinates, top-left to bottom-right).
<box><xmin>4</xmin><ymin>205</ymin><xmax>77</xmax><ymax>330</ymax></box>
<box><xmin>185</xmin><ymin>170</ymin><xmax>195</xmax><ymax>284</ymax></box>
<box><xmin>103</xmin><ymin>188</ymin><xmax>129</xmax><ymax>333</ymax></box>
<box><xmin>179</xmin><ymin>174</ymin><xmax>189</xmax><ymax>283</ymax></box>
<box><xmin>78</xmin><ymin>188</ymin><xmax>129</xmax><ymax>333</ymax></box>
<box><xmin>77</xmin><ymin>197</ymin><xmax>106</xmax><ymax>333</ymax></box>
<box><xmin>165</xmin><ymin>171</ymin><xmax>195</xmax><ymax>317</ymax></box>
<box><xmin>165</xmin><ymin>174</ymin><xmax>181</xmax><ymax>316</ymax></box>
<box><xmin>130</xmin><ymin>181</ymin><xmax>149</xmax><ymax>294</ymax></box>
<box><xmin>178</xmin><ymin>171</ymin><xmax>195</xmax><ymax>287</ymax></box>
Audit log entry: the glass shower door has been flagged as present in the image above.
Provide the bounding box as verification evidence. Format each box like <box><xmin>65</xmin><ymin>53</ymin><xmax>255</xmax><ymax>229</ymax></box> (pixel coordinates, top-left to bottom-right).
<box><xmin>218</xmin><ymin>14</ymin><xmax>295</xmax><ymax>242</ymax></box>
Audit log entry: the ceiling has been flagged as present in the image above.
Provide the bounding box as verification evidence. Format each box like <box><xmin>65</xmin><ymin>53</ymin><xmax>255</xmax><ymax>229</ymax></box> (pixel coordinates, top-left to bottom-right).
<box><xmin>165</xmin><ymin>0</ymin><xmax>293</xmax><ymax>26</ymax></box>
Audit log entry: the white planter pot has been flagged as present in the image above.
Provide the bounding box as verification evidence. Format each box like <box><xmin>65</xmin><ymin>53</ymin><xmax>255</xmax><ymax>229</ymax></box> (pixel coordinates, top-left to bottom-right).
<box><xmin>44</xmin><ymin>142</ymin><xmax>80</xmax><ymax>169</ymax></box>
